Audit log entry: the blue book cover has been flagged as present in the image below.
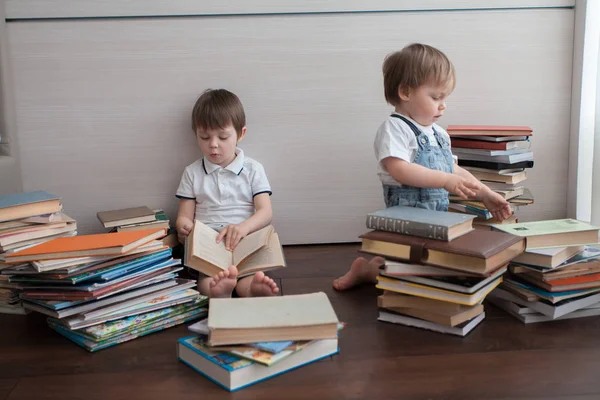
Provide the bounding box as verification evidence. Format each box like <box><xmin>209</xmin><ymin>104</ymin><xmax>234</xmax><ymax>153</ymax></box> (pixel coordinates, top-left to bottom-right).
<box><xmin>250</xmin><ymin>341</ymin><xmax>294</xmax><ymax>354</ymax></box>
<box><xmin>0</xmin><ymin>191</ymin><xmax>60</xmax><ymax>210</ymax></box>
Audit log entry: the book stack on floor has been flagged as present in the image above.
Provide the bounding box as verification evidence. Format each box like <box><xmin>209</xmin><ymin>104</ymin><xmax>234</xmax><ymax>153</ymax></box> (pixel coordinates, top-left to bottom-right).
<box><xmin>486</xmin><ymin>219</ymin><xmax>600</xmax><ymax>323</ymax></box>
<box><xmin>178</xmin><ymin>292</ymin><xmax>340</xmax><ymax>392</ymax></box>
<box><xmin>0</xmin><ymin>191</ymin><xmax>77</xmax><ymax>314</ymax></box>
<box><xmin>1</xmin><ymin>228</ymin><xmax>208</xmax><ymax>351</ymax></box>
<box><xmin>364</xmin><ymin>206</ymin><xmax>525</xmax><ymax>336</ymax></box>
<box><xmin>447</xmin><ymin>125</ymin><xmax>534</xmax><ymax>230</ymax></box>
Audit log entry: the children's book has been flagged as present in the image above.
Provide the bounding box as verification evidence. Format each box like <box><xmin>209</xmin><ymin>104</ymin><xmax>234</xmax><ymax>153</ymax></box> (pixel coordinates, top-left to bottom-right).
<box><xmin>207</xmin><ymin>292</ymin><xmax>339</xmax><ymax>346</ymax></box>
<box><xmin>184</xmin><ymin>221</ymin><xmax>285</xmax><ymax>277</ymax></box>
<box><xmin>5</xmin><ymin>229</ymin><xmax>167</xmax><ymax>263</ymax></box>
<box><xmin>177</xmin><ymin>335</ymin><xmax>338</xmax><ymax>392</ymax></box>
<box><xmin>365</xmin><ymin>205</ymin><xmax>475</xmax><ymax>241</ymax></box>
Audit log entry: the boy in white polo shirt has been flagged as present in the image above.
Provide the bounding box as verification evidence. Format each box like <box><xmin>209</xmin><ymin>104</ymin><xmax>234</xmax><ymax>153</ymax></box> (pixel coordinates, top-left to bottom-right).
<box><xmin>175</xmin><ymin>89</ymin><xmax>279</xmax><ymax>298</ymax></box>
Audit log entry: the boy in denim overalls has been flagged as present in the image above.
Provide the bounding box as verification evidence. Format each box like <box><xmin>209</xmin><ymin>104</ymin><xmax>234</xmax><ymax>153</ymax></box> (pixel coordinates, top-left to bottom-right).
<box><xmin>333</xmin><ymin>43</ymin><xmax>513</xmax><ymax>291</ymax></box>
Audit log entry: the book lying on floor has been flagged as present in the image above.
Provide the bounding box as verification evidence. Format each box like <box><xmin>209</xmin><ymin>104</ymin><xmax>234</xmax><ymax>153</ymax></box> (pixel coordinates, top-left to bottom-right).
<box><xmin>5</xmin><ymin>229</ymin><xmax>167</xmax><ymax>263</ymax></box>
<box><xmin>511</xmin><ymin>246</ymin><xmax>584</xmax><ymax>269</ymax></box>
<box><xmin>207</xmin><ymin>292</ymin><xmax>339</xmax><ymax>346</ymax></box>
<box><xmin>487</xmin><ymin>296</ymin><xmax>600</xmax><ymax>324</ymax></box>
<box><xmin>360</xmin><ymin>229</ymin><xmax>525</xmax><ymax>275</ymax></box>
<box><xmin>365</xmin><ymin>206</ymin><xmax>475</xmax><ymax>241</ymax></box>
<box><xmin>378</xmin><ymin>309</ymin><xmax>485</xmax><ymax>337</ymax></box>
<box><xmin>178</xmin><ymin>335</ymin><xmax>338</xmax><ymax>392</ymax></box>
<box><xmin>96</xmin><ymin>206</ymin><xmax>156</xmax><ymax>228</ymax></box>
<box><xmin>491</xmin><ymin>219</ymin><xmax>600</xmax><ymax>249</ymax></box>
<box><xmin>184</xmin><ymin>221</ymin><xmax>285</xmax><ymax>277</ymax></box>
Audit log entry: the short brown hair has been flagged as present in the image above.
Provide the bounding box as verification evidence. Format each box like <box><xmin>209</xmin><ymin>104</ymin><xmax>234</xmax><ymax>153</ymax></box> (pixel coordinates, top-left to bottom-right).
<box><xmin>382</xmin><ymin>43</ymin><xmax>455</xmax><ymax>106</ymax></box>
<box><xmin>191</xmin><ymin>89</ymin><xmax>246</xmax><ymax>136</ymax></box>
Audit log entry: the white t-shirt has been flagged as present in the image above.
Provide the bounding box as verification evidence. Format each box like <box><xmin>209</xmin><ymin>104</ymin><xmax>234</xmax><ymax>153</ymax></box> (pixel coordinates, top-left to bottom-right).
<box><xmin>374</xmin><ymin>113</ymin><xmax>456</xmax><ymax>186</ymax></box>
<box><xmin>176</xmin><ymin>148</ymin><xmax>272</xmax><ymax>230</ymax></box>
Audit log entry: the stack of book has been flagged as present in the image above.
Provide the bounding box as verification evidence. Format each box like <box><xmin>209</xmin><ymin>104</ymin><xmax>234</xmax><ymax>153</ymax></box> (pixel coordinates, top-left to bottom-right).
<box><xmin>97</xmin><ymin>206</ymin><xmax>170</xmax><ymax>233</ymax></box>
<box><xmin>364</xmin><ymin>206</ymin><xmax>525</xmax><ymax>336</ymax></box>
<box><xmin>0</xmin><ymin>191</ymin><xmax>77</xmax><ymax>314</ymax></box>
<box><xmin>486</xmin><ymin>219</ymin><xmax>600</xmax><ymax>323</ymax></box>
<box><xmin>178</xmin><ymin>292</ymin><xmax>340</xmax><ymax>392</ymax></box>
<box><xmin>447</xmin><ymin>125</ymin><xmax>534</xmax><ymax>230</ymax></box>
<box><xmin>1</xmin><ymin>228</ymin><xmax>208</xmax><ymax>351</ymax></box>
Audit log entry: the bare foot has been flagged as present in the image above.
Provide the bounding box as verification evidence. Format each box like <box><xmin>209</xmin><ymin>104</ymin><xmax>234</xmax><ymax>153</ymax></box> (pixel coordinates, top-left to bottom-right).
<box><xmin>332</xmin><ymin>256</ymin><xmax>385</xmax><ymax>291</ymax></box>
<box><xmin>209</xmin><ymin>265</ymin><xmax>238</xmax><ymax>298</ymax></box>
<box><xmin>248</xmin><ymin>271</ymin><xmax>279</xmax><ymax>297</ymax></box>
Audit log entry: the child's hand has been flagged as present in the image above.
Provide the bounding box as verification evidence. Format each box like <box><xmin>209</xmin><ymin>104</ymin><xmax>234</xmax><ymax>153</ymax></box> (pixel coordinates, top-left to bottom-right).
<box><xmin>482</xmin><ymin>189</ymin><xmax>513</xmax><ymax>221</ymax></box>
<box><xmin>216</xmin><ymin>223</ymin><xmax>250</xmax><ymax>251</ymax></box>
<box><xmin>443</xmin><ymin>174</ymin><xmax>481</xmax><ymax>199</ymax></box>
<box><xmin>176</xmin><ymin>221</ymin><xmax>193</xmax><ymax>244</ymax></box>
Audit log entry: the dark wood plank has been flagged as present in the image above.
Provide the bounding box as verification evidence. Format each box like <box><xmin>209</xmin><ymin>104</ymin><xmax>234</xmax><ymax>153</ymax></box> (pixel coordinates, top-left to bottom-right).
<box><xmin>2</xmin><ymin>245</ymin><xmax>600</xmax><ymax>399</ymax></box>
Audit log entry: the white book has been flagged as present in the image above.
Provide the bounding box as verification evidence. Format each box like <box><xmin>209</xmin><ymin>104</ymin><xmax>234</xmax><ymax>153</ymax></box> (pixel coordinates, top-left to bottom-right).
<box><xmin>488</xmin><ymin>296</ymin><xmax>600</xmax><ymax>323</ymax></box>
<box><xmin>453</xmin><ymin>150</ymin><xmax>533</xmax><ymax>164</ymax></box>
<box><xmin>378</xmin><ymin>310</ymin><xmax>485</xmax><ymax>337</ymax></box>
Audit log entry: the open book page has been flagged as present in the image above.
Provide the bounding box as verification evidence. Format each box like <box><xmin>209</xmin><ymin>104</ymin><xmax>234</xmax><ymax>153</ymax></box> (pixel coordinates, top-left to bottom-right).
<box><xmin>238</xmin><ymin>233</ymin><xmax>285</xmax><ymax>276</ymax></box>
<box><xmin>232</xmin><ymin>225</ymin><xmax>274</xmax><ymax>266</ymax></box>
<box><xmin>190</xmin><ymin>221</ymin><xmax>232</xmax><ymax>270</ymax></box>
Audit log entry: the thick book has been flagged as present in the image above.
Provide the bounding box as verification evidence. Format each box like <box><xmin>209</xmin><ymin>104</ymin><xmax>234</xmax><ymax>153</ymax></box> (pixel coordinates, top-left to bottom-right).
<box><xmin>97</xmin><ymin>206</ymin><xmax>156</xmax><ymax>228</ymax></box>
<box><xmin>5</xmin><ymin>229</ymin><xmax>167</xmax><ymax>263</ymax></box>
<box><xmin>207</xmin><ymin>292</ymin><xmax>339</xmax><ymax>346</ymax></box>
<box><xmin>365</xmin><ymin>206</ymin><xmax>475</xmax><ymax>241</ymax></box>
<box><xmin>512</xmin><ymin>246</ymin><xmax>584</xmax><ymax>269</ymax></box>
<box><xmin>184</xmin><ymin>221</ymin><xmax>285</xmax><ymax>277</ymax></box>
<box><xmin>359</xmin><ymin>229</ymin><xmax>525</xmax><ymax>275</ymax></box>
<box><xmin>383</xmin><ymin>260</ymin><xmax>478</xmax><ymax>277</ymax></box>
<box><xmin>116</xmin><ymin>210</ymin><xmax>169</xmax><ymax>232</ymax></box>
<box><xmin>450</xmin><ymin>138</ymin><xmax>530</xmax><ymax>151</ymax></box>
<box><xmin>178</xmin><ymin>335</ymin><xmax>338</xmax><ymax>392</ymax></box>
<box><xmin>376</xmin><ymin>275</ymin><xmax>501</xmax><ymax>306</ymax></box>
<box><xmin>491</xmin><ymin>219</ymin><xmax>600</xmax><ymax>249</ymax></box>
<box><xmin>447</xmin><ymin>125</ymin><xmax>533</xmax><ymax>137</ymax></box>
<box><xmin>378</xmin><ymin>309</ymin><xmax>485</xmax><ymax>337</ymax></box>
<box><xmin>381</xmin><ymin>265</ymin><xmax>507</xmax><ymax>294</ymax></box>
<box><xmin>0</xmin><ymin>191</ymin><xmax>62</xmax><ymax>222</ymax></box>
<box><xmin>471</xmin><ymin>170</ymin><xmax>527</xmax><ymax>185</ymax></box>
<box><xmin>457</xmin><ymin>159</ymin><xmax>534</xmax><ymax>170</ymax></box>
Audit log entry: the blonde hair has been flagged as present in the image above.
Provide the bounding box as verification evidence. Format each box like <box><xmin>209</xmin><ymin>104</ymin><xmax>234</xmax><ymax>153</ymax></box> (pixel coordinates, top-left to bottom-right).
<box><xmin>382</xmin><ymin>43</ymin><xmax>455</xmax><ymax>106</ymax></box>
<box><xmin>191</xmin><ymin>89</ymin><xmax>246</xmax><ymax>137</ymax></box>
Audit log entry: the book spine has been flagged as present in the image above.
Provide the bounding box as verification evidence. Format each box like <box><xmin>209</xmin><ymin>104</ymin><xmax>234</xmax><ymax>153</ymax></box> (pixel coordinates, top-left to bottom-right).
<box><xmin>366</xmin><ymin>215</ymin><xmax>449</xmax><ymax>240</ymax></box>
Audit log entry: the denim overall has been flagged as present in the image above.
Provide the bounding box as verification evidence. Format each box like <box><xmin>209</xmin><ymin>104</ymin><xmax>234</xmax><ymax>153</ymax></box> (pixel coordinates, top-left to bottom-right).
<box><xmin>383</xmin><ymin>114</ymin><xmax>454</xmax><ymax>212</ymax></box>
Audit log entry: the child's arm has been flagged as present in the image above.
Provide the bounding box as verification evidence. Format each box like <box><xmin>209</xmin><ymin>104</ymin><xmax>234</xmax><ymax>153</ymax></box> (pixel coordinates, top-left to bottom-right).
<box><xmin>175</xmin><ymin>198</ymin><xmax>196</xmax><ymax>244</ymax></box>
<box><xmin>383</xmin><ymin>157</ymin><xmax>480</xmax><ymax>199</ymax></box>
<box><xmin>453</xmin><ymin>165</ymin><xmax>512</xmax><ymax>221</ymax></box>
<box><xmin>216</xmin><ymin>193</ymin><xmax>273</xmax><ymax>251</ymax></box>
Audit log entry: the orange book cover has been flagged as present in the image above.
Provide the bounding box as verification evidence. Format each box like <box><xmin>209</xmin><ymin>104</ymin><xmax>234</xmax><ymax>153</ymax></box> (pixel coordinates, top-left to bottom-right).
<box><xmin>546</xmin><ymin>272</ymin><xmax>600</xmax><ymax>287</ymax></box>
<box><xmin>447</xmin><ymin>125</ymin><xmax>533</xmax><ymax>136</ymax></box>
<box><xmin>6</xmin><ymin>228</ymin><xmax>166</xmax><ymax>260</ymax></box>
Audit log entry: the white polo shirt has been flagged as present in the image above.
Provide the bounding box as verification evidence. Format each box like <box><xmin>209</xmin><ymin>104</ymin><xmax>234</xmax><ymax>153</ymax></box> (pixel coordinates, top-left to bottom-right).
<box><xmin>374</xmin><ymin>113</ymin><xmax>457</xmax><ymax>186</ymax></box>
<box><xmin>176</xmin><ymin>148</ymin><xmax>272</xmax><ymax>230</ymax></box>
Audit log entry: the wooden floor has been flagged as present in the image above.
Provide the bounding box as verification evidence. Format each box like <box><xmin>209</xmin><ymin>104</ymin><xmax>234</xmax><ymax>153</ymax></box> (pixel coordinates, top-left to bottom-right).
<box><xmin>2</xmin><ymin>244</ymin><xmax>600</xmax><ymax>399</ymax></box>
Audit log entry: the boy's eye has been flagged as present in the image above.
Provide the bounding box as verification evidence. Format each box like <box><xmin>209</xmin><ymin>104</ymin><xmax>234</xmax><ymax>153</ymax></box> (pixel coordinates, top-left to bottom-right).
<box><xmin>219</xmin><ymin>136</ymin><xmax>229</xmax><ymax>140</ymax></box>
<box><xmin>199</xmin><ymin>137</ymin><xmax>210</xmax><ymax>140</ymax></box>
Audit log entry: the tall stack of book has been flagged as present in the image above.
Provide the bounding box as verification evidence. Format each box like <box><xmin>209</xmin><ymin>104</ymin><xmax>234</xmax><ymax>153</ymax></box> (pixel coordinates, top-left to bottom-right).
<box><xmin>364</xmin><ymin>206</ymin><xmax>525</xmax><ymax>336</ymax></box>
<box><xmin>1</xmin><ymin>228</ymin><xmax>207</xmax><ymax>351</ymax></box>
<box><xmin>178</xmin><ymin>292</ymin><xmax>340</xmax><ymax>392</ymax></box>
<box><xmin>97</xmin><ymin>206</ymin><xmax>170</xmax><ymax>233</ymax></box>
<box><xmin>446</xmin><ymin>125</ymin><xmax>534</xmax><ymax>230</ymax></box>
<box><xmin>485</xmin><ymin>219</ymin><xmax>600</xmax><ymax>323</ymax></box>
<box><xmin>0</xmin><ymin>191</ymin><xmax>77</xmax><ymax>314</ymax></box>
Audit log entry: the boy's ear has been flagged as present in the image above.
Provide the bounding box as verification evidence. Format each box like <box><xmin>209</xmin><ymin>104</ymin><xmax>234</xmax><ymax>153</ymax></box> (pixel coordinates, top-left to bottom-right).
<box><xmin>237</xmin><ymin>126</ymin><xmax>247</xmax><ymax>142</ymax></box>
<box><xmin>398</xmin><ymin>85</ymin><xmax>411</xmax><ymax>102</ymax></box>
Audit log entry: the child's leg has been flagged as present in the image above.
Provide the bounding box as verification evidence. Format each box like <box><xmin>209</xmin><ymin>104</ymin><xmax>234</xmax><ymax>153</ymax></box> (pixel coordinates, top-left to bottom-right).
<box><xmin>332</xmin><ymin>256</ymin><xmax>385</xmax><ymax>291</ymax></box>
<box><xmin>235</xmin><ymin>271</ymin><xmax>279</xmax><ymax>297</ymax></box>
<box><xmin>201</xmin><ymin>266</ymin><xmax>238</xmax><ymax>298</ymax></box>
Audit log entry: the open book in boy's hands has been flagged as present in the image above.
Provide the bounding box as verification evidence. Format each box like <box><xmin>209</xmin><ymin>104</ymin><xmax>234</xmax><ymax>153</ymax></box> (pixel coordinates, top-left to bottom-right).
<box><xmin>184</xmin><ymin>221</ymin><xmax>285</xmax><ymax>277</ymax></box>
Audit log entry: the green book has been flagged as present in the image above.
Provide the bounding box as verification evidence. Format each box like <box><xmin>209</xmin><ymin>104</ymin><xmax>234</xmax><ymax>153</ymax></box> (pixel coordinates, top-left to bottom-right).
<box><xmin>491</xmin><ymin>219</ymin><xmax>599</xmax><ymax>249</ymax></box>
